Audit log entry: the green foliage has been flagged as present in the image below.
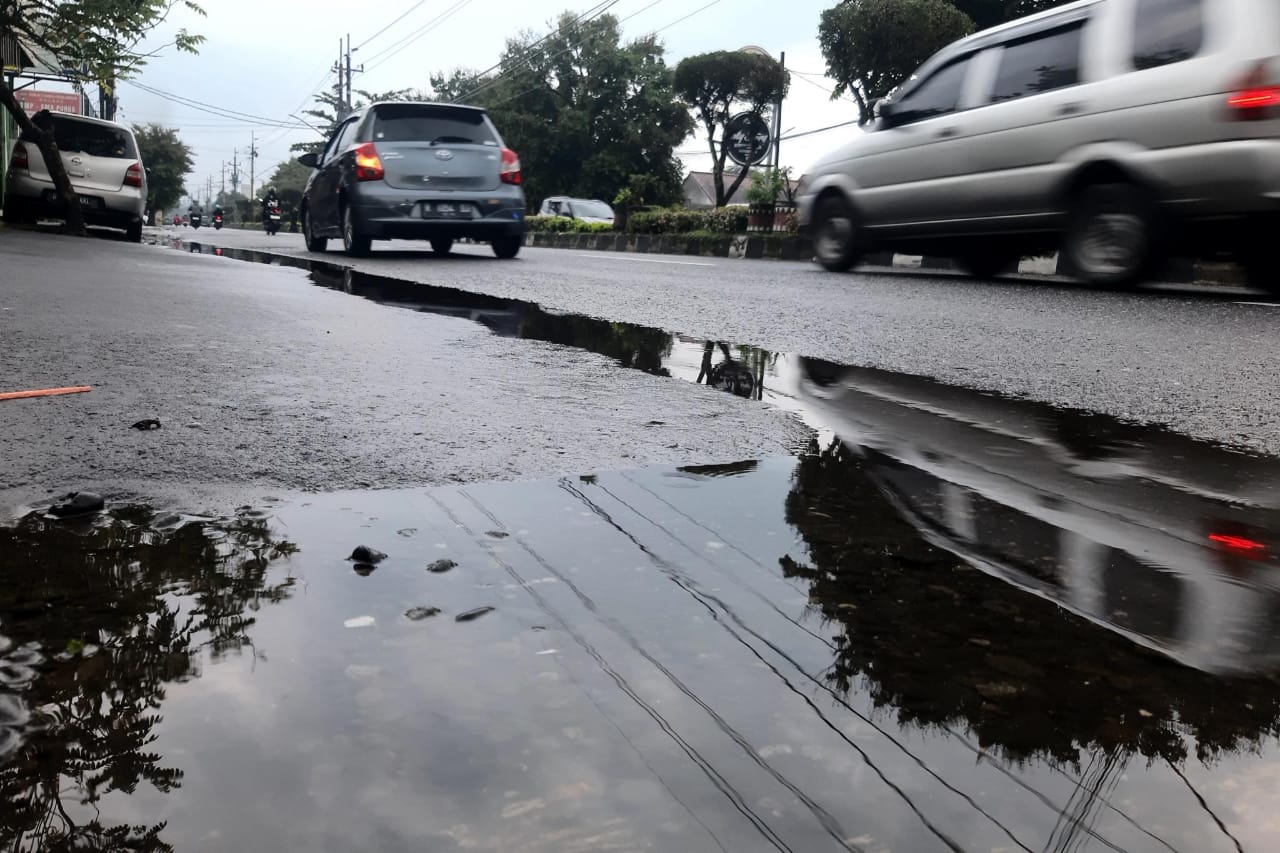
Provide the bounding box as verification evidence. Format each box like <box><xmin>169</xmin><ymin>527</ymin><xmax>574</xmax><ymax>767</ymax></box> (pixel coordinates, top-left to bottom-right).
<box><xmin>289</xmin><ymin>87</ymin><xmax>418</xmax><ymax>155</ymax></box>
<box><xmin>949</xmin><ymin>0</ymin><xmax>1075</xmax><ymax>29</ymax></box>
<box><xmin>526</xmin><ymin>215</ymin><xmax>614</xmax><ymax>234</ymax></box>
<box><xmin>819</xmin><ymin>0</ymin><xmax>975</xmax><ymax>124</ymax></box>
<box><xmin>0</xmin><ymin>1</ymin><xmax>206</xmax><ymax>235</ymax></box>
<box><xmin>745</xmin><ymin>167</ymin><xmax>788</xmax><ymax>206</ymax></box>
<box><xmin>132</xmin><ymin>124</ymin><xmax>194</xmax><ymax>215</ymax></box>
<box><xmin>626</xmin><ymin>207</ymin><xmax>746</xmax><ymax>235</ymax></box>
<box><xmin>263</xmin><ymin>158</ymin><xmax>311</xmax><ymax>212</ymax></box>
<box><xmin>430</xmin><ymin>12</ymin><xmax>692</xmax><ymax>210</ymax></box>
<box><xmin>674</xmin><ymin>51</ymin><xmax>789</xmax><ymax>207</ymax></box>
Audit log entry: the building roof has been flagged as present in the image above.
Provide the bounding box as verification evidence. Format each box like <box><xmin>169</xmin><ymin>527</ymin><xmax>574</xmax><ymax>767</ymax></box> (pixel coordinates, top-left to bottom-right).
<box><xmin>682</xmin><ymin>170</ymin><xmax>804</xmax><ymax>208</ymax></box>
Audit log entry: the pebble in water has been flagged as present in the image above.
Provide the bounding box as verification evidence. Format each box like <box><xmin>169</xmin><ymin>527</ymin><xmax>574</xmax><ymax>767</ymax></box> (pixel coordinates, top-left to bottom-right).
<box><xmin>455</xmin><ymin>607</ymin><xmax>495</xmax><ymax>623</ymax></box>
<box><xmin>426</xmin><ymin>559</ymin><xmax>458</xmax><ymax>574</ymax></box>
<box><xmin>405</xmin><ymin>607</ymin><xmax>443</xmax><ymax>622</ymax></box>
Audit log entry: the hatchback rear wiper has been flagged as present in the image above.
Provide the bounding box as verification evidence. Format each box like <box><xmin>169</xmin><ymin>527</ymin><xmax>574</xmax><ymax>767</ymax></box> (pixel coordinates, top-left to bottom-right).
<box><xmin>429</xmin><ymin>135</ymin><xmax>474</xmax><ymax>145</ymax></box>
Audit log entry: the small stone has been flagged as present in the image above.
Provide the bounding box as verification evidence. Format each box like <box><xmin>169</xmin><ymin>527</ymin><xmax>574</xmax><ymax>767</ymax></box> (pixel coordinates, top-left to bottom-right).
<box><xmin>426</xmin><ymin>559</ymin><xmax>458</xmax><ymax>574</ymax></box>
<box><xmin>969</xmin><ymin>638</ymin><xmax>992</xmax><ymax>648</ymax></box>
<box><xmin>975</xmin><ymin>682</ymin><xmax>1021</xmax><ymax>701</ymax></box>
<box><xmin>185</xmin><ymin>422</ymin><xmax>203</xmax><ymax>429</ymax></box>
<box><xmin>49</xmin><ymin>492</ymin><xmax>105</xmax><ymax>518</ymax></box>
<box><xmin>406</xmin><ymin>607</ymin><xmax>443</xmax><ymax>621</ymax></box>
<box><xmin>486</xmin><ymin>531</ymin><xmax>509</xmax><ymax>539</ymax></box>
<box><xmin>349</xmin><ymin>546</ymin><xmax>387</xmax><ymax>564</ymax></box>
<box><xmin>130</xmin><ymin>419</ymin><xmax>162</xmax><ymax>431</ymax></box>
<box><xmin>1138</xmin><ymin>709</ymin><xmax>1154</xmax><ymax>718</ymax></box>
<box><xmin>455</xmin><ymin>606</ymin><xmax>495</xmax><ymax>623</ymax></box>
<box><xmin>343</xmin><ymin>616</ymin><xmax>376</xmax><ymax>629</ymax></box>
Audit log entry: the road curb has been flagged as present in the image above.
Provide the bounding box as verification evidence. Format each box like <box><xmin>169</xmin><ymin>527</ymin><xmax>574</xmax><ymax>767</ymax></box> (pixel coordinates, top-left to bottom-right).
<box><xmin>525</xmin><ymin>231</ymin><xmax>1245</xmax><ymax>286</ymax></box>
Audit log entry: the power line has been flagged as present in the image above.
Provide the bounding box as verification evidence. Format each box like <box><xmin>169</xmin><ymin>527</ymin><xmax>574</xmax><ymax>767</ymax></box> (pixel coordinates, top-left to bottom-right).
<box><xmin>354</xmin><ymin>0</ymin><xmax>432</xmax><ymax>51</ymax></box>
<box><xmin>123</xmin><ymin>80</ymin><xmax>306</xmax><ymax>129</ymax></box>
<box><xmin>361</xmin><ymin>0</ymin><xmax>474</xmax><ymax>72</ymax></box>
<box><xmin>780</xmin><ymin>119</ymin><xmax>860</xmax><ymax>141</ymax></box>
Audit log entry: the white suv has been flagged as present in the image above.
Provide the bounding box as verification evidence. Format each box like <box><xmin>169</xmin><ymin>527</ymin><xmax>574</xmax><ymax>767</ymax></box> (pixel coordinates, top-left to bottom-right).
<box><xmin>3</xmin><ymin>112</ymin><xmax>148</xmax><ymax>242</ymax></box>
<box><xmin>798</xmin><ymin>0</ymin><xmax>1280</xmax><ymax>291</ymax></box>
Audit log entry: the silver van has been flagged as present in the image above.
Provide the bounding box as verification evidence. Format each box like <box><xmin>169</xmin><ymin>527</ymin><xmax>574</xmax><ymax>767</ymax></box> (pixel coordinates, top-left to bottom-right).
<box><xmin>798</xmin><ymin>0</ymin><xmax>1280</xmax><ymax>290</ymax></box>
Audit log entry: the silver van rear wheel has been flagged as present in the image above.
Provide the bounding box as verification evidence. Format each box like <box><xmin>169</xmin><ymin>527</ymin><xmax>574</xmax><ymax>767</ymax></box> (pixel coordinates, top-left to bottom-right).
<box><xmin>1064</xmin><ymin>184</ymin><xmax>1156</xmax><ymax>287</ymax></box>
<box><xmin>812</xmin><ymin>194</ymin><xmax>862</xmax><ymax>273</ymax></box>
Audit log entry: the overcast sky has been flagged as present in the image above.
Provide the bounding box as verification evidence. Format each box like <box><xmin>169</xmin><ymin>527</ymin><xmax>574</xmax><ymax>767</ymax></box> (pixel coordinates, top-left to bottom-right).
<box><xmin>82</xmin><ymin>0</ymin><xmax>859</xmax><ymax>203</ymax></box>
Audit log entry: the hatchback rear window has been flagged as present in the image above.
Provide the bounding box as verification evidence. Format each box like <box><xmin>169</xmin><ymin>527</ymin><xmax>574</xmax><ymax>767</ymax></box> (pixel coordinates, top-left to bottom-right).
<box><xmin>370</xmin><ymin>105</ymin><xmax>498</xmax><ymax>146</ymax></box>
<box><xmin>27</xmin><ymin>116</ymin><xmax>138</xmax><ymax>158</ymax></box>
<box><xmin>1133</xmin><ymin>0</ymin><xmax>1203</xmax><ymax>69</ymax></box>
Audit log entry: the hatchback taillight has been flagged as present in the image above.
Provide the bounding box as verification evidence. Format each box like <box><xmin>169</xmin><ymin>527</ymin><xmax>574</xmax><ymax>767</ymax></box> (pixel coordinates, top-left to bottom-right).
<box><xmin>124</xmin><ymin>162</ymin><xmax>143</xmax><ymax>187</ymax></box>
<box><xmin>11</xmin><ymin>142</ymin><xmax>28</xmax><ymax>171</ymax></box>
<box><xmin>353</xmin><ymin>143</ymin><xmax>384</xmax><ymax>181</ymax></box>
<box><xmin>1227</xmin><ymin>61</ymin><xmax>1280</xmax><ymax>120</ymax></box>
<box><xmin>500</xmin><ymin>148</ymin><xmax>521</xmax><ymax>185</ymax></box>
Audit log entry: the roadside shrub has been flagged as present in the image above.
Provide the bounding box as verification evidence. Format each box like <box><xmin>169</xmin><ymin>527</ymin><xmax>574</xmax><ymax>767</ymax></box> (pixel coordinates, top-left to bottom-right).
<box><xmin>626</xmin><ymin>207</ymin><xmax>746</xmax><ymax>235</ymax></box>
<box><xmin>525</xmin><ymin>215</ymin><xmax>613</xmax><ymax>234</ymax></box>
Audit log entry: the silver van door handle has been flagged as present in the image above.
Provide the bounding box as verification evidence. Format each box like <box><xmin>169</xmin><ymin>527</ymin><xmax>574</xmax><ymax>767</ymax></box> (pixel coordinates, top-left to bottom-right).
<box><xmin>1058</xmin><ymin>102</ymin><xmax>1086</xmax><ymax>116</ymax></box>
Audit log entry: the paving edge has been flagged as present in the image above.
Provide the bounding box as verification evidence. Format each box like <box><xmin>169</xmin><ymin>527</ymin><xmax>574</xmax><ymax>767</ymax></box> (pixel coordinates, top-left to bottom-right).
<box><xmin>524</xmin><ymin>232</ymin><xmax>1246</xmax><ymax>286</ymax></box>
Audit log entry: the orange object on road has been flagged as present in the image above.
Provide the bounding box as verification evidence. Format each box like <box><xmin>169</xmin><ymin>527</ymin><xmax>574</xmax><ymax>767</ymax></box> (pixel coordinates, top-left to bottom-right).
<box><xmin>0</xmin><ymin>386</ymin><xmax>92</xmax><ymax>401</ymax></box>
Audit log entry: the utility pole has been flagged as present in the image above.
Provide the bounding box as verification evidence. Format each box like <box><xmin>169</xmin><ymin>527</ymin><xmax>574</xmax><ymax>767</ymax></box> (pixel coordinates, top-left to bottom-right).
<box><xmin>333</xmin><ymin>38</ymin><xmax>346</xmax><ymax>115</ymax></box>
<box><xmin>345</xmin><ymin>34</ymin><xmax>362</xmax><ymax>115</ymax></box>
<box><xmin>773</xmin><ymin>50</ymin><xmax>786</xmax><ymax>173</ymax></box>
<box><xmin>220</xmin><ymin>161</ymin><xmax>226</xmax><ymax>201</ymax></box>
<box><xmin>230</xmin><ymin>149</ymin><xmax>240</xmax><ymax>195</ymax></box>
<box><xmin>248</xmin><ymin>130</ymin><xmax>258</xmax><ymax>207</ymax></box>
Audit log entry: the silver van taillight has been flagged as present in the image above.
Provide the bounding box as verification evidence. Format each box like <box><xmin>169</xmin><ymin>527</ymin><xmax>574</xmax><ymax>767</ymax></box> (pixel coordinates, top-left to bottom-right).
<box><xmin>1227</xmin><ymin>60</ymin><xmax>1280</xmax><ymax>120</ymax></box>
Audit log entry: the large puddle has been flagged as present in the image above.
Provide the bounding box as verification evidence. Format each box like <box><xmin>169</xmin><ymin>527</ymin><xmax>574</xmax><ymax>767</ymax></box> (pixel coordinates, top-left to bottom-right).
<box><xmin>4</xmin><ymin>342</ymin><xmax>1279</xmax><ymax>850</ymax></box>
<box><xmin>5</xmin><ymin>237</ymin><xmax>1274</xmax><ymax>849</ymax></box>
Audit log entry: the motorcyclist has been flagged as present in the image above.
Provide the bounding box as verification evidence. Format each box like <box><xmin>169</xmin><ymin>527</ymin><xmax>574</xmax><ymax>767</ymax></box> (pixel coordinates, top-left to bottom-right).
<box><xmin>188</xmin><ymin>199</ymin><xmax>203</xmax><ymax>219</ymax></box>
<box><xmin>261</xmin><ymin>187</ymin><xmax>280</xmax><ymax>219</ymax></box>
<box><xmin>212</xmin><ymin>203</ymin><xmax>224</xmax><ymax>219</ymax></box>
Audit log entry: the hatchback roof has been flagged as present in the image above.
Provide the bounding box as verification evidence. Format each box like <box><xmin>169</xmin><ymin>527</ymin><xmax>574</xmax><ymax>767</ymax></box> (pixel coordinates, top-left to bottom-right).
<box><xmin>34</xmin><ymin>111</ymin><xmax>134</xmax><ymax>132</ymax></box>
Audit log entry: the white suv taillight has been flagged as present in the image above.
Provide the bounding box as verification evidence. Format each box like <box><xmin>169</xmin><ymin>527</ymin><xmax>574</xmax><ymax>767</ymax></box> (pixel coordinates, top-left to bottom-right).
<box><xmin>1227</xmin><ymin>60</ymin><xmax>1280</xmax><ymax>120</ymax></box>
<box><xmin>500</xmin><ymin>148</ymin><xmax>521</xmax><ymax>185</ymax></box>
<box><xmin>124</xmin><ymin>162</ymin><xmax>143</xmax><ymax>187</ymax></box>
<box><xmin>11</xmin><ymin>142</ymin><xmax>29</xmax><ymax>171</ymax></box>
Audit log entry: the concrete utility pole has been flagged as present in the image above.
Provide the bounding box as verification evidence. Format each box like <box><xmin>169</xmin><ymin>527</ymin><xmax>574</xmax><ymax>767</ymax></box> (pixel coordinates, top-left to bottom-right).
<box><xmin>248</xmin><ymin>130</ymin><xmax>258</xmax><ymax>205</ymax></box>
<box><xmin>334</xmin><ymin>39</ymin><xmax>345</xmax><ymax>114</ymax></box>
<box><xmin>230</xmin><ymin>149</ymin><xmax>240</xmax><ymax>195</ymax></box>
<box><xmin>774</xmin><ymin>50</ymin><xmax>786</xmax><ymax>172</ymax></box>
<box><xmin>345</xmin><ymin>34</ymin><xmax>362</xmax><ymax>114</ymax></box>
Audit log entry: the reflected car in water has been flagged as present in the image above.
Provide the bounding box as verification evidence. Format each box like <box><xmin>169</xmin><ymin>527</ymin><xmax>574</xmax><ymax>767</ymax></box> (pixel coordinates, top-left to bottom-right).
<box><xmin>798</xmin><ymin>0</ymin><xmax>1280</xmax><ymax>291</ymax></box>
<box><xmin>798</xmin><ymin>357</ymin><xmax>1280</xmax><ymax>675</ymax></box>
<box><xmin>296</xmin><ymin>101</ymin><xmax>526</xmax><ymax>259</ymax></box>
<box><xmin>2</xmin><ymin>112</ymin><xmax>148</xmax><ymax>242</ymax></box>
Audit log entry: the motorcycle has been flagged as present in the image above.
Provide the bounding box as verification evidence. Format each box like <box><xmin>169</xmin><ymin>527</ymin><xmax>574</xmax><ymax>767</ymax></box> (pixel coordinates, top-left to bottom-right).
<box><xmin>264</xmin><ymin>205</ymin><xmax>282</xmax><ymax>236</ymax></box>
<box><xmin>213</xmin><ymin>211</ymin><xmax>224</xmax><ymax>230</ymax></box>
<box><xmin>190</xmin><ymin>212</ymin><xmax>202</xmax><ymax>230</ymax></box>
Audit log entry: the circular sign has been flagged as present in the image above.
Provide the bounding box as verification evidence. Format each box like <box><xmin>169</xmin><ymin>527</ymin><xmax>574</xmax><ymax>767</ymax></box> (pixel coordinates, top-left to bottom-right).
<box><xmin>724</xmin><ymin>112</ymin><xmax>772</xmax><ymax>167</ymax></box>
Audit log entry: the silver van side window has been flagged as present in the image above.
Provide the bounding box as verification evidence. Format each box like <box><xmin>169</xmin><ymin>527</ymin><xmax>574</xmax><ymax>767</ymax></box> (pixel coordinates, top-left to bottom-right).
<box><xmin>1133</xmin><ymin>0</ymin><xmax>1204</xmax><ymax>70</ymax></box>
<box><xmin>991</xmin><ymin>23</ymin><xmax>1084</xmax><ymax>103</ymax></box>
<box><xmin>890</xmin><ymin>56</ymin><xmax>974</xmax><ymax>125</ymax></box>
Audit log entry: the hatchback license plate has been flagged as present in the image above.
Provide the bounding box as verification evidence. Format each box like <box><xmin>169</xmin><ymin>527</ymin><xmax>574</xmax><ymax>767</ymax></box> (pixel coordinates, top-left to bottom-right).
<box><xmin>424</xmin><ymin>202</ymin><xmax>471</xmax><ymax>219</ymax></box>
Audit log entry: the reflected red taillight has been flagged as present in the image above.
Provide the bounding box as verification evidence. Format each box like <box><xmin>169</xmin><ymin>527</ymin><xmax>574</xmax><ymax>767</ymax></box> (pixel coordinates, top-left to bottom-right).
<box><xmin>353</xmin><ymin>143</ymin><xmax>384</xmax><ymax>182</ymax></box>
<box><xmin>500</xmin><ymin>148</ymin><xmax>521</xmax><ymax>185</ymax></box>
<box><xmin>1209</xmin><ymin>532</ymin><xmax>1267</xmax><ymax>556</ymax></box>
<box><xmin>124</xmin><ymin>162</ymin><xmax>143</xmax><ymax>187</ymax></box>
<box><xmin>1227</xmin><ymin>62</ymin><xmax>1280</xmax><ymax>120</ymax></box>
<box><xmin>11</xmin><ymin>142</ymin><xmax>29</xmax><ymax>171</ymax></box>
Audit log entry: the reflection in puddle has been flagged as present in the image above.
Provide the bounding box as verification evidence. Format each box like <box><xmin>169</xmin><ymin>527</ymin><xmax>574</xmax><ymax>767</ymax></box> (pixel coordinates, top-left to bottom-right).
<box><xmin>2</xmin><ymin>439</ymin><xmax>1277</xmax><ymax>850</ymax></box>
<box><xmin>0</xmin><ymin>508</ymin><xmax>298</xmax><ymax>851</ymax></box>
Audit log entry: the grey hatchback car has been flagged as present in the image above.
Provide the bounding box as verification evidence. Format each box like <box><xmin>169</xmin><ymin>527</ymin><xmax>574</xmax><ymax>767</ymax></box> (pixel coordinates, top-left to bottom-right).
<box><xmin>297</xmin><ymin>101</ymin><xmax>526</xmax><ymax>258</ymax></box>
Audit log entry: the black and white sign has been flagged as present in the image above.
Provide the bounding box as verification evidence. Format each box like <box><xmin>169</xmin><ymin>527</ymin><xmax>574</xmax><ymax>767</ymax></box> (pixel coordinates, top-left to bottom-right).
<box><xmin>724</xmin><ymin>112</ymin><xmax>772</xmax><ymax>167</ymax></box>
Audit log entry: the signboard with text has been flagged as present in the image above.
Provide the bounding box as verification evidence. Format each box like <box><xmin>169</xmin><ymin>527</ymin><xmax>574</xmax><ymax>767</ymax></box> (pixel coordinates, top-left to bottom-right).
<box><xmin>15</xmin><ymin>89</ymin><xmax>83</xmax><ymax>116</ymax></box>
<box><xmin>724</xmin><ymin>112</ymin><xmax>772</xmax><ymax>167</ymax></box>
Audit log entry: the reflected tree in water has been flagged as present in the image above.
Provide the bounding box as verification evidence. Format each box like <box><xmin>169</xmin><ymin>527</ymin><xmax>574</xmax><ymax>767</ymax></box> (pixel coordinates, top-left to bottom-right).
<box><xmin>782</xmin><ymin>439</ymin><xmax>1280</xmax><ymax>768</ymax></box>
<box><xmin>0</xmin><ymin>508</ymin><xmax>299</xmax><ymax>852</ymax></box>
<box><xmin>519</xmin><ymin>311</ymin><xmax>674</xmax><ymax>376</ymax></box>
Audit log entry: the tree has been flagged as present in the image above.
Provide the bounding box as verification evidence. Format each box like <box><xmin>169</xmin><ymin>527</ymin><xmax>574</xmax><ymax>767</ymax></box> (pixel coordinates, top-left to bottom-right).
<box><xmin>0</xmin><ymin>1</ymin><xmax>205</xmax><ymax>235</ymax></box>
<box><xmin>819</xmin><ymin>0</ymin><xmax>974</xmax><ymax>125</ymax></box>
<box><xmin>289</xmin><ymin>87</ymin><xmax>416</xmax><ymax>156</ymax></box>
<box><xmin>430</xmin><ymin>12</ymin><xmax>692</xmax><ymax>210</ymax></box>
<box><xmin>132</xmin><ymin>123</ymin><xmax>193</xmax><ymax>221</ymax></box>
<box><xmin>674</xmin><ymin>51</ymin><xmax>789</xmax><ymax>208</ymax></box>
<box><xmin>262</xmin><ymin>158</ymin><xmax>310</xmax><ymax>214</ymax></box>
<box><xmin>950</xmin><ymin>0</ymin><xmax>1074</xmax><ymax>29</ymax></box>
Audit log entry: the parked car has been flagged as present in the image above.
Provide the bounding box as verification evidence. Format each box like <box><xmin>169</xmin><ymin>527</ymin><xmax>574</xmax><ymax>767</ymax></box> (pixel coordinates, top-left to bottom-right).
<box><xmin>296</xmin><ymin>101</ymin><xmax>526</xmax><ymax>258</ymax></box>
<box><xmin>537</xmin><ymin>196</ymin><xmax>615</xmax><ymax>224</ymax></box>
<box><xmin>2</xmin><ymin>111</ymin><xmax>147</xmax><ymax>242</ymax></box>
<box><xmin>797</xmin><ymin>0</ymin><xmax>1280</xmax><ymax>291</ymax></box>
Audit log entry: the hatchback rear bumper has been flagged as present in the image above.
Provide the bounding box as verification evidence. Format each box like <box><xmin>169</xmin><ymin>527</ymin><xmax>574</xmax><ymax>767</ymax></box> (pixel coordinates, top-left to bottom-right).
<box><xmin>5</xmin><ymin>174</ymin><xmax>144</xmax><ymax>228</ymax></box>
<box><xmin>348</xmin><ymin>186</ymin><xmax>525</xmax><ymax>241</ymax></box>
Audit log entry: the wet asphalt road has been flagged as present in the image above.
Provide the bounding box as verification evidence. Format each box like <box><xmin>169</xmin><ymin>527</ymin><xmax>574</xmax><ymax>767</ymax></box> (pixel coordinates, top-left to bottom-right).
<box><xmin>0</xmin><ymin>228</ymin><xmax>808</xmax><ymax>516</ymax></box>
<box><xmin>162</xmin><ymin>226</ymin><xmax>1280</xmax><ymax>456</ymax></box>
